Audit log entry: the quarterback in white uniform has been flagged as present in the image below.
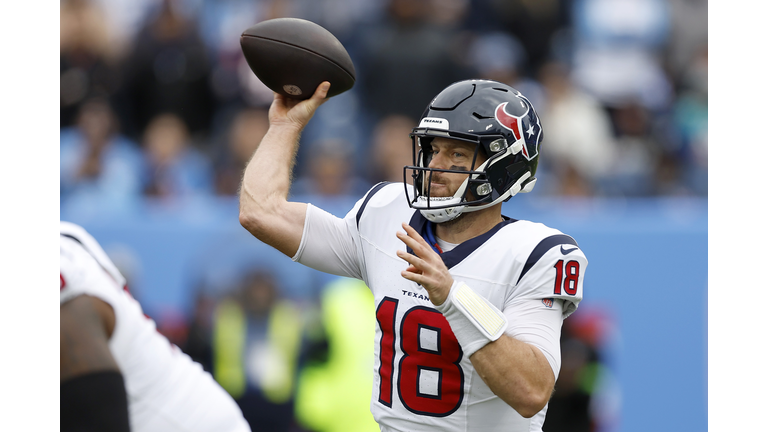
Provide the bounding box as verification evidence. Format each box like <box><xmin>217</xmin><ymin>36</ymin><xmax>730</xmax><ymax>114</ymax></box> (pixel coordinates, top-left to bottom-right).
<box><xmin>60</xmin><ymin>221</ymin><xmax>251</xmax><ymax>432</ymax></box>
<box><xmin>239</xmin><ymin>79</ymin><xmax>587</xmax><ymax>431</ymax></box>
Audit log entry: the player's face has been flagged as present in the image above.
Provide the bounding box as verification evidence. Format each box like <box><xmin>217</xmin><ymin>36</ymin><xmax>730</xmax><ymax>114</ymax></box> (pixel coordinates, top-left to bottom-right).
<box><xmin>425</xmin><ymin>137</ymin><xmax>487</xmax><ymax>198</ymax></box>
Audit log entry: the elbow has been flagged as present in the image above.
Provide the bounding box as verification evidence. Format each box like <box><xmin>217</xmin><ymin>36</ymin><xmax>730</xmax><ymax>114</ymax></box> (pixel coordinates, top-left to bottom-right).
<box><xmin>239</xmin><ymin>185</ymin><xmax>275</xmax><ymax>237</ymax></box>
<box><xmin>492</xmin><ymin>379</ymin><xmax>551</xmax><ymax>418</ymax></box>
<box><xmin>514</xmin><ymin>387</ymin><xmax>552</xmax><ymax>419</ymax></box>
<box><xmin>239</xmin><ymin>206</ymin><xmax>267</xmax><ymax>238</ymax></box>
<box><xmin>517</xmin><ymin>395</ymin><xmax>550</xmax><ymax>419</ymax></box>
<box><xmin>239</xmin><ymin>210</ymin><xmax>254</xmax><ymax>232</ymax></box>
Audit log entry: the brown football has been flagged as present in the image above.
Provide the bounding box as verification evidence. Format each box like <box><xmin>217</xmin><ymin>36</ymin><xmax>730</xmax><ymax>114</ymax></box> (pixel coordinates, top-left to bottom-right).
<box><xmin>240</xmin><ymin>18</ymin><xmax>356</xmax><ymax>100</ymax></box>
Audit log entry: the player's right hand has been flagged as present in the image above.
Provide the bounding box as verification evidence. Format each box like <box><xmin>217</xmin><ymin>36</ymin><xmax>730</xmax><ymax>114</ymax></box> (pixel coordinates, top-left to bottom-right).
<box><xmin>269</xmin><ymin>81</ymin><xmax>331</xmax><ymax>131</ymax></box>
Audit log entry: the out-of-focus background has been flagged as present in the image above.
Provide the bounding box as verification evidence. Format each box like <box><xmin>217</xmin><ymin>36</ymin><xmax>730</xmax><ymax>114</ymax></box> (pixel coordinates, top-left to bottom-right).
<box><xmin>58</xmin><ymin>0</ymin><xmax>707</xmax><ymax>431</ymax></box>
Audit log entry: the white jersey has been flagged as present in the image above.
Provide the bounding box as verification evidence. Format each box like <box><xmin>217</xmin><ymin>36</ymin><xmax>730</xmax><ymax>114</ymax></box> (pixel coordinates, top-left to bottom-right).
<box><xmin>293</xmin><ymin>183</ymin><xmax>587</xmax><ymax>432</ymax></box>
<box><xmin>60</xmin><ymin>222</ymin><xmax>251</xmax><ymax>432</ymax></box>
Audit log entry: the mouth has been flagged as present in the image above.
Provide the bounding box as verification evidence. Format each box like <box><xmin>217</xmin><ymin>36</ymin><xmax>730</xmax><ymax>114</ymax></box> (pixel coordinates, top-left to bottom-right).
<box><xmin>428</xmin><ymin>182</ymin><xmax>451</xmax><ymax>197</ymax></box>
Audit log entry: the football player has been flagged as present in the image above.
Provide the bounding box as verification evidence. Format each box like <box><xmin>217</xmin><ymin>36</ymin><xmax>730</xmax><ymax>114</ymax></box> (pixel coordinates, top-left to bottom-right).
<box><xmin>239</xmin><ymin>79</ymin><xmax>587</xmax><ymax>431</ymax></box>
<box><xmin>60</xmin><ymin>222</ymin><xmax>251</xmax><ymax>432</ymax></box>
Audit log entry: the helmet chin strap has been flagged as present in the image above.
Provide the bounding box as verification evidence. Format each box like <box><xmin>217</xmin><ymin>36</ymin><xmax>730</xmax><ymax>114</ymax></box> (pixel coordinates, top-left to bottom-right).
<box><xmin>418</xmin><ymin>197</ymin><xmax>467</xmax><ymax>223</ymax></box>
<box><xmin>418</xmin><ymin>171</ymin><xmax>534</xmax><ymax>223</ymax></box>
<box><xmin>519</xmin><ymin>177</ymin><xmax>537</xmax><ymax>193</ymax></box>
<box><xmin>462</xmin><ymin>171</ymin><xmax>533</xmax><ymax>212</ymax></box>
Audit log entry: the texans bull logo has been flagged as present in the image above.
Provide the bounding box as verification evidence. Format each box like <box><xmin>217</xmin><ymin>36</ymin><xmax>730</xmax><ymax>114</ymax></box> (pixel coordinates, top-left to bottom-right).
<box><xmin>494</xmin><ymin>94</ymin><xmax>542</xmax><ymax>161</ymax></box>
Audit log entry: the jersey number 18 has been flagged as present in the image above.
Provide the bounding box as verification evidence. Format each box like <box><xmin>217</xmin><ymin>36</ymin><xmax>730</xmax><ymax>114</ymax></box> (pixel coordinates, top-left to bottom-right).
<box><xmin>375</xmin><ymin>297</ymin><xmax>464</xmax><ymax>417</ymax></box>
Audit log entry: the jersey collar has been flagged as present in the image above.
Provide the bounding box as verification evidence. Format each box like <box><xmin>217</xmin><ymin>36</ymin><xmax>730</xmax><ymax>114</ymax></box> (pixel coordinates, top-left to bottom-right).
<box><xmin>406</xmin><ymin>211</ymin><xmax>517</xmax><ymax>269</ymax></box>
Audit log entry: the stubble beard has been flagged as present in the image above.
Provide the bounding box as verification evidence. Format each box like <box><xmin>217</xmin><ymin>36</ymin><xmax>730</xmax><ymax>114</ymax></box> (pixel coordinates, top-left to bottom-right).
<box><xmin>427</xmin><ymin>170</ymin><xmax>469</xmax><ymax>199</ymax></box>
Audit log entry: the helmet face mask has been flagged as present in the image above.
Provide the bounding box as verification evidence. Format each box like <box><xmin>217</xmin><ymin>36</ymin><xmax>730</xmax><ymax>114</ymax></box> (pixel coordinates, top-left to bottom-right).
<box><xmin>409</xmin><ymin>134</ymin><xmax>501</xmax><ymax>204</ymax></box>
<box><xmin>404</xmin><ymin>79</ymin><xmax>543</xmax><ymax>223</ymax></box>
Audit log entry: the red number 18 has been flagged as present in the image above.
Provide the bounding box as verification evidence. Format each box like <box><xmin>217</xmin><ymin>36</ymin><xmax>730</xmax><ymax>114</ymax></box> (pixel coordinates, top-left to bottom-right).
<box><xmin>553</xmin><ymin>260</ymin><xmax>580</xmax><ymax>295</ymax></box>
<box><xmin>375</xmin><ymin>297</ymin><xmax>464</xmax><ymax>417</ymax></box>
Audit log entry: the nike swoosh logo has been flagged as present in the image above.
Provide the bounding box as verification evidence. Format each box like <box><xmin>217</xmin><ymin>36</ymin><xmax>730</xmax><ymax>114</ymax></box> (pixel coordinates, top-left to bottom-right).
<box><xmin>560</xmin><ymin>245</ymin><xmax>579</xmax><ymax>255</ymax></box>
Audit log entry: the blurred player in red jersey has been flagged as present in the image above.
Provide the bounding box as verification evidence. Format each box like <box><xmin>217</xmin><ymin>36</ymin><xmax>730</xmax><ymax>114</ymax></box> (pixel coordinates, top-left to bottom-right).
<box><xmin>60</xmin><ymin>221</ymin><xmax>251</xmax><ymax>432</ymax></box>
<box><xmin>238</xmin><ymin>79</ymin><xmax>587</xmax><ymax>431</ymax></box>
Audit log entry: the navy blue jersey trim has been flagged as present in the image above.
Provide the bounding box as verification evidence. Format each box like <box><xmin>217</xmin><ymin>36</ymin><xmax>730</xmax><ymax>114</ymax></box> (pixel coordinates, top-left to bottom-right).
<box><xmin>356</xmin><ymin>182</ymin><xmax>391</xmax><ymax>228</ymax></box>
<box><xmin>406</xmin><ymin>212</ymin><xmax>517</xmax><ymax>269</ymax></box>
<box><xmin>61</xmin><ymin>233</ymin><xmax>83</xmax><ymax>245</ymax></box>
<box><xmin>62</xmin><ymin>233</ymin><xmax>97</xmax><ymax>260</ymax></box>
<box><xmin>61</xmin><ymin>232</ymin><xmax>103</xmax><ymax>270</ymax></box>
<box><xmin>61</xmin><ymin>233</ymin><xmax>122</xmax><ymax>289</ymax></box>
<box><xmin>517</xmin><ymin>234</ymin><xmax>578</xmax><ymax>284</ymax></box>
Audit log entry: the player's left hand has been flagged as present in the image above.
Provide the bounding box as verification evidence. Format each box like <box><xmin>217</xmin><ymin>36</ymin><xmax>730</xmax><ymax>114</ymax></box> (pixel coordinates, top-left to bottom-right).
<box><xmin>396</xmin><ymin>223</ymin><xmax>453</xmax><ymax>306</ymax></box>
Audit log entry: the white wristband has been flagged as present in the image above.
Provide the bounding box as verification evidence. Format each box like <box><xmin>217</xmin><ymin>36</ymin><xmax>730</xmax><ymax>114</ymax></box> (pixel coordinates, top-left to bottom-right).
<box><xmin>435</xmin><ymin>280</ymin><xmax>508</xmax><ymax>358</ymax></box>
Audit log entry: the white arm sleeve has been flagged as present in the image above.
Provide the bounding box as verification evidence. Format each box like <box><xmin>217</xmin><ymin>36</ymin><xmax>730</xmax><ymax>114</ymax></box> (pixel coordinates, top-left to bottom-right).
<box><xmin>503</xmin><ymin>297</ymin><xmax>565</xmax><ymax>380</ymax></box>
<box><xmin>292</xmin><ymin>203</ymin><xmax>363</xmax><ymax>279</ymax></box>
<box><xmin>503</xmin><ymin>240</ymin><xmax>587</xmax><ymax>378</ymax></box>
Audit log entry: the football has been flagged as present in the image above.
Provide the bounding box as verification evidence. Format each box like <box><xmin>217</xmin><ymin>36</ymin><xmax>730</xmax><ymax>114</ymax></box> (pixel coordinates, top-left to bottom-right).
<box><xmin>240</xmin><ymin>18</ymin><xmax>356</xmax><ymax>100</ymax></box>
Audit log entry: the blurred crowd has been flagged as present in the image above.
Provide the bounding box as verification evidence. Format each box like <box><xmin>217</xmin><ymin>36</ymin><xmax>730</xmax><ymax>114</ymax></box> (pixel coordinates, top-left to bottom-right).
<box><xmin>61</xmin><ymin>0</ymin><xmax>707</xmax><ymax>213</ymax></box>
<box><xmin>61</xmin><ymin>0</ymin><xmax>706</xmax><ymax>430</ymax></box>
